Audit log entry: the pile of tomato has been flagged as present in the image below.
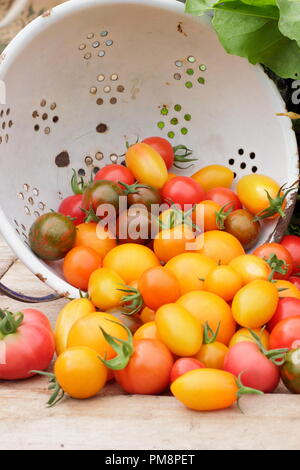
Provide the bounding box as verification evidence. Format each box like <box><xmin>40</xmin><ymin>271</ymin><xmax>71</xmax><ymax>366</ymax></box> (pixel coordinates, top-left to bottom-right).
<box><xmin>2</xmin><ymin>136</ymin><xmax>300</xmax><ymax>411</ymax></box>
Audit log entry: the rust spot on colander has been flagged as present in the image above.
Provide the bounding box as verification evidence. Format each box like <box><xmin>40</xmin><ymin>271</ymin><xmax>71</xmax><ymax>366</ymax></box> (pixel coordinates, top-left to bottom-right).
<box><xmin>36</xmin><ymin>273</ymin><xmax>47</xmax><ymax>283</ymax></box>
<box><xmin>42</xmin><ymin>9</ymin><xmax>52</xmax><ymax>17</ymax></box>
<box><xmin>177</xmin><ymin>22</ymin><xmax>187</xmax><ymax>37</ymax></box>
<box><xmin>96</xmin><ymin>123</ymin><xmax>108</xmax><ymax>133</ymax></box>
<box><xmin>55</xmin><ymin>151</ymin><xmax>70</xmax><ymax>167</ymax></box>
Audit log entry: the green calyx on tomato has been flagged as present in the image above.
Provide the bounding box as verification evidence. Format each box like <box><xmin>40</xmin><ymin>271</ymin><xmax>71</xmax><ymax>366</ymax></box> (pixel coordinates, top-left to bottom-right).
<box><xmin>160</xmin><ymin>204</ymin><xmax>199</xmax><ymax>232</ymax></box>
<box><xmin>117</xmin><ymin>284</ymin><xmax>144</xmax><ymax>316</ymax></box>
<box><xmin>98</xmin><ymin>320</ymin><xmax>134</xmax><ymax>370</ymax></box>
<box><xmin>118</xmin><ymin>181</ymin><xmax>151</xmax><ymax>194</ymax></box>
<box><xmin>80</xmin><ymin>206</ymin><xmax>100</xmax><ymax>224</ymax></box>
<box><xmin>215</xmin><ymin>203</ymin><xmax>233</xmax><ymax>230</ymax></box>
<box><xmin>0</xmin><ymin>309</ymin><xmax>24</xmax><ymax>337</ymax></box>
<box><xmin>266</xmin><ymin>254</ymin><xmax>289</xmax><ymax>282</ymax></box>
<box><xmin>202</xmin><ymin>322</ymin><xmax>220</xmax><ymax>345</ymax></box>
<box><xmin>172</xmin><ymin>145</ymin><xmax>198</xmax><ymax>169</ymax></box>
<box><xmin>281</xmin><ymin>348</ymin><xmax>300</xmax><ymax>393</ymax></box>
<box><xmin>247</xmin><ymin>328</ymin><xmax>288</xmax><ymax>366</ymax></box>
<box><xmin>235</xmin><ymin>372</ymin><xmax>264</xmax><ymax>413</ymax></box>
<box><xmin>71</xmin><ymin>169</ymin><xmax>92</xmax><ymax>195</ymax></box>
<box><xmin>30</xmin><ymin>370</ymin><xmax>65</xmax><ymax>407</ymax></box>
<box><xmin>253</xmin><ymin>182</ymin><xmax>298</xmax><ymax>222</ymax></box>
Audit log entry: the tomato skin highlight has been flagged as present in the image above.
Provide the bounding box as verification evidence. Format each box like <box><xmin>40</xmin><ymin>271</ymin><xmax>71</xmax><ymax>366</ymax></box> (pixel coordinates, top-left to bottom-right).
<box><xmin>142</xmin><ymin>137</ymin><xmax>174</xmax><ymax>169</ymax></box>
<box><xmin>170</xmin><ymin>358</ymin><xmax>205</xmax><ymax>382</ymax></box>
<box><xmin>224</xmin><ymin>342</ymin><xmax>280</xmax><ymax>393</ymax></box>
<box><xmin>58</xmin><ymin>194</ymin><xmax>85</xmax><ymax>226</ymax></box>
<box><xmin>114</xmin><ymin>339</ymin><xmax>174</xmax><ymax>394</ymax></box>
<box><xmin>171</xmin><ymin>368</ymin><xmax>240</xmax><ymax>411</ymax></box>
<box><xmin>161</xmin><ymin>176</ymin><xmax>205</xmax><ymax>209</ymax></box>
<box><xmin>229</xmin><ymin>255</ymin><xmax>271</xmax><ymax>285</ymax></box>
<box><xmin>94</xmin><ymin>164</ymin><xmax>135</xmax><ymax>188</ymax></box>
<box><xmin>269</xmin><ymin>316</ymin><xmax>300</xmax><ymax>350</ymax></box>
<box><xmin>125</xmin><ymin>143</ymin><xmax>168</xmax><ymax>189</ymax></box>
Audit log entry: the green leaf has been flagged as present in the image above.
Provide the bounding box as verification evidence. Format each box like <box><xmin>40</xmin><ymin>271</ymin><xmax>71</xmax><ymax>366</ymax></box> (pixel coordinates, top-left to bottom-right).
<box><xmin>212</xmin><ymin>10</ymin><xmax>300</xmax><ymax>78</ymax></box>
<box><xmin>277</xmin><ymin>0</ymin><xmax>300</xmax><ymax>47</ymax></box>
<box><xmin>214</xmin><ymin>1</ymin><xmax>279</xmax><ymax>19</ymax></box>
<box><xmin>185</xmin><ymin>0</ymin><xmax>216</xmax><ymax>15</ymax></box>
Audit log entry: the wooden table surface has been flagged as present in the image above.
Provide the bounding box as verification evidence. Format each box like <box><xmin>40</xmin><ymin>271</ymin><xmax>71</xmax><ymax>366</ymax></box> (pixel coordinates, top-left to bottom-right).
<box><xmin>0</xmin><ymin>235</ymin><xmax>300</xmax><ymax>450</ymax></box>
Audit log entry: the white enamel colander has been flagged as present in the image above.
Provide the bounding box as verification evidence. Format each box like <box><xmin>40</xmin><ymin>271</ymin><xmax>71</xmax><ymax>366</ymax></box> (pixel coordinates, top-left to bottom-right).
<box><xmin>0</xmin><ymin>0</ymin><xmax>298</xmax><ymax>302</ymax></box>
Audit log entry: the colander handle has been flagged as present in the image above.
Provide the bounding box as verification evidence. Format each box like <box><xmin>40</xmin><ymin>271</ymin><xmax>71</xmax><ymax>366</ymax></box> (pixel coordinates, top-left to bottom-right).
<box><xmin>0</xmin><ymin>282</ymin><xmax>63</xmax><ymax>303</ymax></box>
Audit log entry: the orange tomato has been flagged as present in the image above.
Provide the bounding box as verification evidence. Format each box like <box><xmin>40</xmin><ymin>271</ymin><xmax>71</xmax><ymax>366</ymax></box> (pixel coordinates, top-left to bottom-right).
<box><xmin>274</xmin><ymin>280</ymin><xmax>300</xmax><ymax>299</ymax></box>
<box><xmin>192</xmin><ymin>200</ymin><xmax>221</xmax><ymax>232</ymax></box>
<box><xmin>191</xmin><ymin>165</ymin><xmax>234</xmax><ymax>191</ymax></box>
<box><xmin>165</xmin><ymin>253</ymin><xmax>217</xmax><ymax>294</ymax></box>
<box><xmin>229</xmin><ymin>254</ymin><xmax>271</xmax><ymax>285</ymax></box>
<box><xmin>196</xmin><ymin>230</ymin><xmax>245</xmax><ymax>265</ymax></box>
<box><xmin>194</xmin><ymin>342</ymin><xmax>229</xmax><ymax>369</ymax></box>
<box><xmin>138</xmin><ymin>266</ymin><xmax>181</xmax><ymax>311</ymax></box>
<box><xmin>177</xmin><ymin>291</ymin><xmax>236</xmax><ymax>345</ymax></box>
<box><xmin>75</xmin><ymin>223</ymin><xmax>116</xmax><ymax>258</ymax></box>
<box><xmin>153</xmin><ymin>224</ymin><xmax>196</xmax><ymax>263</ymax></box>
<box><xmin>133</xmin><ymin>321</ymin><xmax>159</xmax><ymax>341</ymax></box>
<box><xmin>103</xmin><ymin>243</ymin><xmax>160</xmax><ymax>283</ymax></box>
<box><xmin>140</xmin><ymin>306</ymin><xmax>155</xmax><ymax>323</ymax></box>
<box><xmin>167</xmin><ymin>172</ymin><xmax>177</xmax><ymax>181</ymax></box>
<box><xmin>63</xmin><ymin>246</ymin><xmax>102</xmax><ymax>290</ymax></box>
<box><xmin>203</xmin><ymin>265</ymin><xmax>243</xmax><ymax>301</ymax></box>
<box><xmin>125</xmin><ymin>143</ymin><xmax>168</xmax><ymax>189</ymax></box>
<box><xmin>229</xmin><ymin>327</ymin><xmax>270</xmax><ymax>350</ymax></box>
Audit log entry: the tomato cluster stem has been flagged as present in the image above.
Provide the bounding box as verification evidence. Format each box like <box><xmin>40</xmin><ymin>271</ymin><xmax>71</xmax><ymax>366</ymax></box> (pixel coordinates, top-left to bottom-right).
<box><xmin>236</xmin><ymin>373</ymin><xmax>264</xmax><ymax>413</ymax></box>
<box><xmin>98</xmin><ymin>320</ymin><xmax>134</xmax><ymax>370</ymax></box>
<box><xmin>247</xmin><ymin>328</ymin><xmax>288</xmax><ymax>365</ymax></box>
<box><xmin>0</xmin><ymin>309</ymin><xmax>24</xmax><ymax>336</ymax></box>
<box><xmin>30</xmin><ymin>370</ymin><xmax>65</xmax><ymax>407</ymax></box>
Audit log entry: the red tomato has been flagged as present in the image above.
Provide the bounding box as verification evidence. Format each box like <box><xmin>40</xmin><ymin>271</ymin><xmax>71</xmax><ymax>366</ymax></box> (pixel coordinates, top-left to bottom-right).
<box><xmin>0</xmin><ymin>309</ymin><xmax>55</xmax><ymax>380</ymax></box>
<box><xmin>269</xmin><ymin>316</ymin><xmax>300</xmax><ymax>349</ymax></box>
<box><xmin>161</xmin><ymin>176</ymin><xmax>205</xmax><ymax>209</ymax></box>
<box><xmin>114</xmin><ymin>339</ymin><xmax>174</xmax><ymax>394</ymax></box>
<box><xmin>205</xmin><ymin>187</ymin><xmax>242</xmax><ymax>212</ymax></box>
<box><xmin>94</xmin><ymin>164</ymin><xmax>135</xmax><ymax>188</ymax></box>
<box><xmin>170</xmin><ymin>358</ymin><xmax>205</xmax><ymax>382</ymax></box>
<box><xmin>58</xmin><ymin>194</ymin><xmax>85</xmax><ymax>226</ymax></box>
<box><xmin>253</xmin><ymin>243</ymin><xmax>293</xmax><ymax>280</ymax></box>
<box><xmin>281</xmin><ymin>235</ymin><xmax>300</xmax><ymax>275</ymax></box>
<box><xmin>267</xmin><ymin>297</ymin><xmax>300</xmax><ymax>331</ymax></box>
<box><xmin>289</xmin><ymin>276</ymin><xmax>300</xmax><ymax>290</ymax></box>
<box><xmin>223</xmin><ymin>342</ymin><xmax>280</xmax><ymax>392</ymax></box>
<box><xmin>142</xmin><ymin>137</ymin><xmax>174</xmax><ymax>169</ymax></box>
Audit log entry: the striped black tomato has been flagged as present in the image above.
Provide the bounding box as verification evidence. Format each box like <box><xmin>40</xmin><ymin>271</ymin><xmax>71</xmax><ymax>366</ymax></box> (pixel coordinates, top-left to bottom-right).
<box><xmin>81</xmin><ymin>180</ymin><xmax>124</xmax><ymax>217</ymax></box>
<box><xmin>29</xmin><ymin>212</ymin><xmax>76</xmax><ymax>261</ymax></box>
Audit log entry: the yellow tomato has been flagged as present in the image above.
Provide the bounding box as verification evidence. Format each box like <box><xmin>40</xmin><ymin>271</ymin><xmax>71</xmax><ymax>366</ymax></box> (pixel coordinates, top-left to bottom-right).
<box><xmin>54</xmin><ymin>346</ymin><xmax>107</xmax><ymax>399</ymax></box>
<box><xmin>229</xmin><ymin>255</ymin><xmax>271</xmax><ymax>285</ymax></box>
<box><xmin>125</xmin><ymin>143</ymin><xmax>168</xmax><ymax>189</ymax></box>
<box><xmin>165</xmin><ymin>253</ymin><xmax>217</xmax><ymax>294</ymax></box>
<box><xmin>191</xmin><ymin>165</ymin><xmax>234</xmax><ymax>191</ymax></box>
<box><xmin>177</xmin><ymin>291</ymin><xmax>236</xmax><ymax>345</ymax></box>
<box><xmin>229</xmin><ymin>327</ymin><xmax>270</xmax><ymax>350</ymax></box>
<box><xmin>203</xmin><ymin>265</ymin><xmax>243</xmax><ymax>301</ymax></box>
<box><xmin>55</xmin><ymin>298</ymin><xmax>96</xmax><ymax>356</ymax></box>
<box><xmin>232</xmin><ymin>280</ymin><xmax>279</xmax><ymax>328</ymax></box>
<box><xmin>154</xmin><ymin>224</ymin><xmax>196</xmax><ymax>263</ymax></box>
<box><xmin>88</xmin><ymin>268</ymin><xmax>125</xmax><ymax>310</ymax></box>
<box><xmin>194</xmin><ymin>342</ymin><xmax>229</xmax><ymax>369</ymax></box>
<box><xmin>237</xmin><ymin>174</ymin><xmax>282</xmax><ymax>217</ymax></box>
<box><xmin>67</xmin><ymin>312</ymin><xmax>128</xmax><ymax>360</ymax></box>
<box><xmin>140</xmin><ymin>306</ymin><xmax>156</xmax><ymax>323</ymax></box>
<box><xmin>171</xmin><ymin>369</ymin><xmax>242</xmax><ymax>411</ymax></box>
<box><xmin>196</xmin><ymin>230</ymin><xmax>245</xmax><ymax>264</ymax></box>
<box><xmin>274</xmin><ymin>280</ymin><xmax>300</xmax><ymax>299</ymax></box>
<box><xmin>103</xmin><ymin>244</ymin><xmax>160</xmax><ymax>283</ymax></box>
<box><xmin>155</xmin><ymin>303</ymin><xmax>203</xmax><ymax>356</ymax></box>
<box><xmin>133</xmin><ymin>321</ymin><xmax>159</xmax><ymax>341</ymax></box>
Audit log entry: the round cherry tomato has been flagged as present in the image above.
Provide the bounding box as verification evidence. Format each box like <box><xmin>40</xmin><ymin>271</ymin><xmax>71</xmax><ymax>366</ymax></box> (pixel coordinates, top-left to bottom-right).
<box><xmin>114</xmin><ymin>339</ymin><xmax>174</xmax><ymax>394</ymax></box>
<box><xmin>205</xmin><ymin>187</ymin><xmax>242</xmax><ymax>212</ymax></box>
<box><xmin>117</xmin><ymin>206</ymin><xmax>155</xmax><ymax>245</ymax></box>
<box><xmin>124</xmin><ymin>184</ymin><xmax>162</xmax><ymax>210</ymax></box>
<box><xmin>191</xmin><ymin>165</ymin><xmax>234</xmax><ymax>191</ymax></box>
<box><xmin>142</xmin><ymin>137</ymin><xmax>174</xmax><ymax>169</ymax></box>
<box><xmin>94</xmin><ymin>164</ymin><xmax>135</xmax><ymax>188</ymax></box>
<box><xmin>154</xmin><ymin>224</ymin><xmax>196</xmax><ymax>263</ymax></box>
<box><xmin>224</xmin><ymin>209</ymin><xmax>261</xmax><ymax>250</ymax></box>
<box><xmin>229</xmin><ymin>255</ymin><xmax>271</xmax><ymax>285</ymax></box>
<box><xmin>267</xmin><ymin>297</ymin><xmax>300</xmax><ymax>332</ymax></box>
<box><xmin>161</xmin><ymin>176</ymin><xmax>205</xmax><ymax>209</ymax></box>
<box><xmin>103</xmin><ymin>243</ymin><xmax>160</xmax><ymax>283</ymax></box>
<box><xmin>177</xmin><ymin>291</ymin><xmax>236</xmax><ymax>345</ymax></box>
<box><xmin>165</xmin><ymin>253</ymin><xmax>217</xmax><ymax>295</ymax></box>
<box><xmin>289</xmin><ymin>276</ymin><xmax>300</xmax><ymax>290</ymax></box>
<box><xmin>273</xmin><ymin>280</ymin><xmax>300</xmax><ymax>299</ymax></box>
<box><xmin>192</xmin><ymin>200</ymin><xmax>221</xmax><ymax>232</ymax></box>
<box><xmin>140</xmin><ymin>306</ymin><xmax>155</xmax><ymax>323</ymax></box>
<box><xmin>155</xmin><ymin>303</ymin><xmax>203</xmax><ymax>356</ymax></box>
<box><xmin>269</xmin><ymin>316</ymin><xmax>300</xmax><ymax>349</ymax></box>
<box><xmin>229</xmin><ymin>327</ymin><xmax>269</xmax><ymax>350</ymax></box>
<box><xmin>237</xmin><ymin>174</ymin><xmax>285</xmax><ymax>219</ymax></box>
<box><xmin>58</xmin><ymin>194</ymin><xmax>85</xmax><ymax>226</ymax></box>
<box><xmin>203</xmin><ymin>265</ymin><xmax>243</xmax><ymax>301</ymax></box>
<box><xmin>88</xmin><ymin>268</ymin><xmax>125</xmax><ymax>310</ymax></box>
<box><xmin>54</xmin><ymin>346</ymin><xmax>107</xmax><ymax>399</ymax></box>
<box><xmin>29</xmin><ymin>212</ymin><xmax>76</xmax><ymax>261</ymax></box>
<box><xmin>74</xmin><ymin>223</ymin><xmax>116</xmax><ymax>258</ymax></box>
<box><xmin>194</xmin><ymin>342</ymin><xmax>229</xmax><ymax>370</ymax></box>
<box><xmin>196</xmin><ymin>230</ymin><xmax>245</xmax><ymax>265</ymax></box>
<box><xmin>232</xmin><ymin>280</ymin><xmax>279</xmax><ymax>328</ymax></box>
<box><xmin>253</xmin><ymin>243</ymin><xmax>293</xmax><ymax>280</ymax></box>
<box><xmin>170</xmin><ymin>358</ymin><xmax>205</xmax><ymax>382</ymax></box>
<box><xmin>281</xmin><ymin>235</ymin><xmax>300</xmax><ymax>274</ymax></box>
<box><xmin>82</xmin><ymin>180</ymin><xmax>124</xmax><ymax>216</ymax></box>
<box><xmin>133</xmin><ymin>321</ymin><xmax>159</xmax><ymax>341</ymax></box>
<box><xmin>63</xmin><ymin>246</ymin><xmax>102</xmax><ymax>291</ymax></box>
<box><xmin>138</xmin><ymin>266</ymin><xmax>181</xmax><ymax>311</ymax></box>
<box><xmin>125</xmin><ymin>143</ymin><xmax>168</xmax><ymax>189</ymax></box>
<box><xmin>224</xmin><ymin>342</ymin><xmax>280</xmax><ymax>393</ymax></box>
<box><xmin>67</xmin><ymin>312</ymin><xmax>128</xmax><ymax>360</ymax></box>
<box><xmin>171</xmin><ymin>369</ymin><xmax>252</xmax><ymax>411</ymax></box>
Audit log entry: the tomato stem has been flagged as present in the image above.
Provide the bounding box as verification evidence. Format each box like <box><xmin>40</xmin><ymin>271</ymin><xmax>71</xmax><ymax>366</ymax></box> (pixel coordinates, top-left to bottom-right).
<box><xmin>118</xmin><ymin>181</ymin><xmax>152</xmax><ymax>195</ymax></box>
<box><xmin>252</xmin><ymin>181</ymin><xmax>298</xmax><ymax>222</ymax></box>
<box><xmin>98</xmin><ymin>319</ymin><xmax>134</xmax><ymax>370</ymax></box>
<box><xmin>236</xmin><ymin>373</ymin><xmax>264</xmax><ymax>413</ymax></box>
<box><xmin>173</xmin><ymin>145</ymin><xmax>198</xmax><ymax>168</ymax></box>
<box><xmin>117</xmin><ymin>284</ymin><xmax>144</xmax><ymax>316</ymax></box>
<box><xmin>215</xmin><ymin>203</ymin><xmax>234</xmax><ymax>230</ymax></box>
<box><xmin>246</xmin><ymin>328</ymin><xmax>288</xmax><ymax>365</ymax></box>
<box><xmin>0</xmin><ymin>309</ymin><xmax>24</xmax><ymax>335</ymax></box>
<box><xmin>202</xmin><ymin>321</ymin><xmax>220</xmax><ymax>344</ymax></box>
<box><xmin>265</xmin><ymin>254</ymin><xmax>289</xmax><ymax>282</ymax></box>
<box><xmin>30</xmin><ymin>370</ymin><xmax>65</xmax><ymax>407</ymax></box>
